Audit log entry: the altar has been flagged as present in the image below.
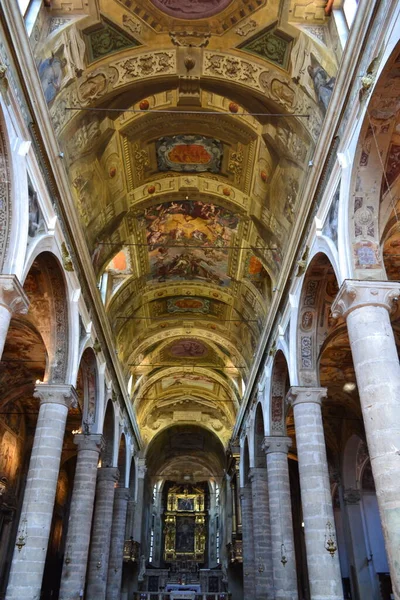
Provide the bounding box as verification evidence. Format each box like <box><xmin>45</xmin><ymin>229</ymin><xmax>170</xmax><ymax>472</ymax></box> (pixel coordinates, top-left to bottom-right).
<box><xmin>165</xmin><ymin>584</ymin><xmax>200</xmax><ymax>600</ymax></box>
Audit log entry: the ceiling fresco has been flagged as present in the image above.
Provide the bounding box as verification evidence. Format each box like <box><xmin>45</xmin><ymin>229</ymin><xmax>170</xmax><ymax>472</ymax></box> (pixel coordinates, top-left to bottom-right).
<box><xmin>143</xmin><ymin>200</ymin><xmax>239</xmax><ymax>285</ymax></box>
<box><xmin>32</xmin><ymin>0</ymin><xmax>339</xmax><ymax>448</ymax></box>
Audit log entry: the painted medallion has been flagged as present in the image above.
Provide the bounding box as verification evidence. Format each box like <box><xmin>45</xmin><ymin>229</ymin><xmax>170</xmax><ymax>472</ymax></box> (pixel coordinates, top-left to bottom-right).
<box><xmin>157</xmin><ymin>135</ymin><xmax>222</xmax><ymax>173</ymax></box>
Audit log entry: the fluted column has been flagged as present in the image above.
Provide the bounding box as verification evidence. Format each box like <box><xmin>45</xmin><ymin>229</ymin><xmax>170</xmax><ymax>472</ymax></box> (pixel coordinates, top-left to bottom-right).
<box><xmin>86</xmin><ymin>467</ymin><xmax>119</xmax><ymax>600</ymax></box>
<box><xmin>240</xmin><ymin>485</ymin><xmax>255</xmax><ymax>600</ymax></box>
<box><xmin>289</xmin><ymin>388</ymin><xmax>343</xmax><ymax>600</ymax></box>
<box><xmin>59</xmin><ymin>433</ymin><xmax>103</xmax><ymax>600</ymax></box>
<box><xmin>332</xmin><ymin>280</ymin><xmax>400</xmax><ymax>599</ymax></box>
<box><xmin>249</xmin><ymin>468</ymin><xmax>274</xmax><ymax>599</ymax></box>
<box><xmin>0</xmin><ymin>275</ymin><xmax>29</xmax><ymax>358</ymax></box>
<box><xmin>6</xmin><ymin>384</ymin><xmax>77</xmax><ymax>600</ymax></box>
<box><xmin>263</xmin><ymin>437</ymin><xmax>298</xmax><ymax>600</ymax></box>
<box><xmin>106</xmin><ymin>487</ymin><xmax>130</xmax><ymax>600</ymax></box>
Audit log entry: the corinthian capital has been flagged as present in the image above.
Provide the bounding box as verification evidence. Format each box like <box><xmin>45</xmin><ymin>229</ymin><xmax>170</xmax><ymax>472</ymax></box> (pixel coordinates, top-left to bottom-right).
<box><xmin>287</xmin><ymin>386</ymin><xmax>327</xmax><ymax>407</ymax></box>
<box><xmin>331</xmin><ymin>279</ymin><xmax>400</xmax><ymax>319</ymax></box>
<box><xmin>0</xmin><ymin>275</ymin><xmax>29</xmax><ymax>314</ymax></box>
<box><xmin>33</xmin><ymin>383</ymin><xmax>78</xmax><ymax>409</ymax></box>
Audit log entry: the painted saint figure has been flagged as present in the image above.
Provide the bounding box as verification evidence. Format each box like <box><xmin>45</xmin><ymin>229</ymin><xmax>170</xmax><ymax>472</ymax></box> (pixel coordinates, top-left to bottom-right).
<box><xmin>38</xmin><ymin>55</ymin><xmax>67</xmax><ymax>104</ymax></box>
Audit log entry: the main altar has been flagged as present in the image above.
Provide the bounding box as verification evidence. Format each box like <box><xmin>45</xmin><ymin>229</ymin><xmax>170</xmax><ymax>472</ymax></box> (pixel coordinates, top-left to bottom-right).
<box><xmin>164</xmin><ymin>485</ymin><xmax>206</xmax><ymax>563</ymax></box>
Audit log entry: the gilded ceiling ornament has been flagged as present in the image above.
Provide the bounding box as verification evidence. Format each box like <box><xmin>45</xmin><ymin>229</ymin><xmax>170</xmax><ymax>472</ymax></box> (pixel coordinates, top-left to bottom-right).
<box><xmin>122</xmin><ymin>14</ymin><xmax>142</xmax><ymax>36</ymax></box>
<box><xmin>169</xmin><ymin>30</ymin><xmax>211</xmax><ymax>48</ymax></box>
<box><xmin>236</xmin><ymin>19</ymin><xmax>257</xmax><ymax>37</ymax></box>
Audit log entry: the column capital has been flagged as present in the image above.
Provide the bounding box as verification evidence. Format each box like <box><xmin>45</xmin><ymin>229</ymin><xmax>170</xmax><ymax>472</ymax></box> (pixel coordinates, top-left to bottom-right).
<box><xmin>287</xmin><ymin>386</ymin><xmax>327</xmax><ymax>407</ymax></box>
<box><xmin>344</xmin><ymin>487</ymin><xmax>361</xmax><ymax>505</ymax></box>
<box><xmin>97</xmin><ymin>466</ymin><xmax>119</xmax><ymax>483</ymax></box>
<box><xmin>262</xmin><ymin>435</ymin><xmax>292</xmax><ymax>455</ymax></box>
<box><xmin>33</xmin><ymin>383</ymin><xmax>78</xmax><ymax>408</ymax></box>
<box><xmin>249</xmin><ymin>467</ymin><xmax>268</xmax><ymax>482</ymax></box>
<box><xmin>115</xmin><ymin>487</ymin><xmax>130</xmax><ymax>501</ymax></box>
<box><xmin>0</xmin><ymin>275</ymin><xmax>29</xmax><ymax>314</ymax></box>
<box><xmin>331</xmin><ymin>279</ymin><xmax>400</xmax><ymax>319</ymax></box>
<box><xmin>74</xmin><ymin>433</ymin><xmax>104</xmax><ymax>453</ymax></box>
<box><xmin>137</xmin><ymin>459</ymin><xmax>147</xmax><ymax>479</ymax></box>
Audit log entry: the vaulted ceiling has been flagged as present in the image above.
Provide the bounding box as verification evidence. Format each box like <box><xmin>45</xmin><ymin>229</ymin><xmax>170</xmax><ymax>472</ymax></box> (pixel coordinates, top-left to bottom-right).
<box><xmin>32</xmin><ymin>0</ymin><xmax>338</xmax><ymax>447</ymax></box>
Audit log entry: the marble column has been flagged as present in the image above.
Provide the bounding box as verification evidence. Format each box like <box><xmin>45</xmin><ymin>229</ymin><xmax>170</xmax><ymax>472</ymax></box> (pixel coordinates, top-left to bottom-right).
<box><xmin>58</xmin><ymin>433</ymin><xmax>103</xmax><ymax>600</ymax></box>
<box><xmin>240</xmin><ymin>485</ymin><xmax>256</xmax><ymax>600</ymax></box>
<box><xmin>263</xmin><ymin>437</ymin><xmax>298</xmax><ymax>600</ymax></box>
<box><xmin>249</xmin><ymin>468</ymin><xmax>274</xmax><ymax>600</ymax></box>
<box><xmin>106</xmin><ymin>487</ymin><xmax>130</xmax><ymax>600</ymax></box>
<box><xmin>6</xmin><ymin>384</ymin><xmax>77</xmax><ymax>600</ymax></box>
<box><xmin>289</xmin><ymin>387</ymin><xmax>343</xmax><ymax>600</ymax></box>
<box><xmin>332</xmin><ymin>280</ymin><xmax>400</xmax><ymax>599</ymax></box>
<box><xmin>86</xmin><ymin>467</ymin><xmax>119</xmax><ymax>600</ymax></box>
<box><xmin>0</xmin><ymin>275</ymin><xmax>29</xmax><ymax>359</ymax></box>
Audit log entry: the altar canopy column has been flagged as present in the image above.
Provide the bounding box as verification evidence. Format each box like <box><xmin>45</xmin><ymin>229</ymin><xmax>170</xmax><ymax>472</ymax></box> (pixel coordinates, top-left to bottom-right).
<box><xmin>6</xmin><ymin>384</ymin><xmax>77</xmax><ymax>600</ymax></box>
<box><xmin>332</xmin><ymin>280</ymin><xmax>400</xmax><ymax>598</ymax></box>
<box><xmin>249</xmin><ymin>468</ymin><xmax>274</xmax><ymax>600</ymax></box>
<box><xmin>240</xmin><ymin>485</ymin><xmax>256</xmax><ymax>600</ymax></box>
<box><xmin>106</xmin><ymin>487</ymin><xmax>130</xmax><ymax>600</ymax></box>
<box><xmin>263</xmin><ymin>436</ymin><xmax>298</xmax><ymax>600</ymax></box>
<box><xmin>289</xmin><ymin>387</ymin><xmax>343</xmax><ymax>600</ymax></box>
<box><xmin>59</xmin><ymin>433</ymin><xmax>103</xmax><ymax>600</ymax></box>
<box><xmin>0</xmin><ymin>275</ymin><xmax>29</xmax><ymax>358</ymax></box>
<box><xmin>86</xmin><ymin>467</ymin><xmax>119</xmax><ymax>600</ymax></box>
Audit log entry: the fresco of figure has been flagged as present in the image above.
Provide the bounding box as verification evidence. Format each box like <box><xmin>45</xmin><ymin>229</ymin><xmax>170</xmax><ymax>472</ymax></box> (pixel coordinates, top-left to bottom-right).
<box><xmin>38</xmin><ymin>54</ymin><xmax>67</xmax><ymax>104</ymax></box>
<box><xmin>307</xmin><ymin>54</ymin><xmax>336</xmax><ymax>114</ymax></box>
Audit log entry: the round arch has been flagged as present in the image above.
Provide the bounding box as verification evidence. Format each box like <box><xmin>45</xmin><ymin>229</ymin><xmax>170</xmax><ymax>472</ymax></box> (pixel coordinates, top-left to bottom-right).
<box><xmin>296</xmin><ymin>252</ymin><xmax>340</xmax><ymax>386</ymax></box>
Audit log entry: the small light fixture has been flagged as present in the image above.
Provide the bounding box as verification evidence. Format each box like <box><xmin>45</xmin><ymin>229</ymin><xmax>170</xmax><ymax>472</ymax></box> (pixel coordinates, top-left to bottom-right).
<box><xmin>96</xmin><ymin>555</ymin><xmax>103</xmax><ymax>569</ymax></box>
<box><xmin>16</xmin><ymin>517</ymin><xmax>28</xmax><ymax>552</ymax></box>
<box><xmin>343</xmin><ymin>382</ymin><xmax>356</xmax><ymax>392</ymax></box>
<box><xmin>65</xmin><ymin>545</ymin><xmax>72</xmax><ymax>565</ymax></box>
<box><xmin>257</xmin><ymin>557</ymin><xmax>264</xmax><ymax>573</ymax></box>
<box><xmin>325</xmin><ymin>521</ymin><xmax>337</xmax><ymax>558</ymax></box>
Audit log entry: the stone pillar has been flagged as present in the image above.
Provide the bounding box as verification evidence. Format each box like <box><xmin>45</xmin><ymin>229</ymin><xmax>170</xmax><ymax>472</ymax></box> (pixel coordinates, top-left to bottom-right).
<box><xmin>263</xmin><ymin>437</ymin><xmax>298</xmax><ymax>600</ymax></box>
<box><xmin>240</xmin><ymin>485</ymin><xmax>255</xmax><ymax>600</ymax></box>
<box><xmin>58</xmin><ymin>433</ymin><xmax>103</xmax><ymax>600</ymax></box>
<box><xmin>106</xmin><ymin>487</ymin><xmax>130</xmax><ymax>600</ymax></box>
<box><xmin>289</xmin><ymin>387</ymin><xmax>343</xmax><ymax>600</ymax></box>
<box><xmin>343</xmin><ymin>488</ymin><xmax>380</xmax><ymax>600</ymax></box>
<box><xmin>249</xmin><ymin>468</ymin><xmax>274</xmax><ymax>600</ymax></box>
<box><xmin>331</xmin><ymin>280</ymin><xmax>400</xmax><ymax>599</ymax></box>
<box><xmin>0</xmin><ymin>275</ymin><xmax>29</xmax><ymax>358</ymax></box>
<box><xmin>6</xmin><ymin>384</ymin><xmax>77</xmax><ymax>600</ymax></box>
<box><xmin>132</xmin><ymin>459</ymin><xmax>146</xmax><ymax>545</ymax></box>
<box><xmin>86</xmin><ymin>467</ymin><xmax>119</xmax><ymax>600</ymax></box>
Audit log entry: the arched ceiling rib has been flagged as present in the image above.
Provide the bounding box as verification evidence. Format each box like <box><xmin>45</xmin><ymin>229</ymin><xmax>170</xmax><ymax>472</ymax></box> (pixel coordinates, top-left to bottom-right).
<box><xmin>34</xmin><ymin>0</ymin><xmax>338</xmax><ymax>447</ymax></box>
